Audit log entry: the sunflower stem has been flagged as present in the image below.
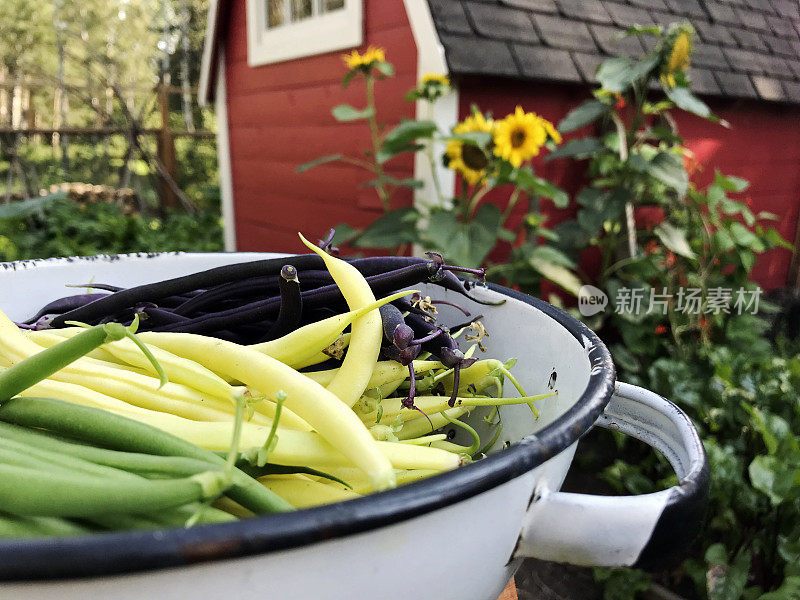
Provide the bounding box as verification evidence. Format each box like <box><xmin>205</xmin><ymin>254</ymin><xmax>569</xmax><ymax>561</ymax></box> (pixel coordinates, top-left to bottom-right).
<box><xmin>365</xmin><ymin>74</ymin><xmax>390</xmax><ymax>213</ymax></box>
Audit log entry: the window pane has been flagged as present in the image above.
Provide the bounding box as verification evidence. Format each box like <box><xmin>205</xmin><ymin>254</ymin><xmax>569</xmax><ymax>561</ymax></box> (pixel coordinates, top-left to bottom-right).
<box><xmin>291</xmin><ymin>0</ymin><xmax>313</xmax><ymax>21</ymax></box>
<box><xmin>267</xmin><ymin>0</ymin><xmax>284</xmax><ymax>28</ymax></box>
<box><xmin>321</xmin><ymin>0</ymin><xmax>344</xmax><ymax>12</ymax></box>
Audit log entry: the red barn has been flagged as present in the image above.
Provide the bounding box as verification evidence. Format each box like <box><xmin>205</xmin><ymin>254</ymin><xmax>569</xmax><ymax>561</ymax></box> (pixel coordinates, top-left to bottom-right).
<box><xmin>199</xmin><ymin>0</ymin><xmax>800</xmax><ymax>291</ymax></box>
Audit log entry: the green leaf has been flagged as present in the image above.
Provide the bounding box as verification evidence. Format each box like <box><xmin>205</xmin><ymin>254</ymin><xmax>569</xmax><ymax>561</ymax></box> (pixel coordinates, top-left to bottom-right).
<box><xmin>329</xmin><ymin>223</ymin><xmax>360</xmax><ymax>247</ymax></box>
<box><xmin>597</xmin><ymin>57</ymin><xmax>634</xmax><ymax>92</ymax></box>
<box><xmin>374</xmin><ymin>61</ymin><xmax>395</xmax><ymax>77</ymax></box>
<box><xmin>666</xmin><ymin>86</ymin><xmax>712</xmax><ymax>119</ymax></box>
<box><xmin>420</xmin><ymin>205</ymin><xmax>503</xmax><ymax>268</ymax></box>
<box><xmin>749</xmin><ymin>455</ymin><xmax>795</xmax><ymax>505</ymax></box>
<box><xmin>341</xmin><ymin>68</ymin><xmax>359</xmax><ymax>88</ymax></box>
<box><xmin>623</xmin><ymin>24</ymin><xmax>662</xmax><ymax>36</ymax></box>
<box><xmin>296</xmin><ymin>154</ymin><xmax>344</xmax><ymax>173</ymax></box>
<box><xmin>528</xmin><ymin>252</ymin><xmax>583</xmax><ymax>296</ymax></box>
<box><xmin>707</xmin><ymin>548</ymin><xmax>751</xmax><ymax>600</ymax></box>
<box><xmin>715</xmin><ymin>171</ymin><xmax>750</xmax><ymax>193</ymax></box>
<box><xmin>376</xmin><ymin>143</ymin><xmax>423</xmax><ymax>164</ymax></box>
<box><xmin>0</xmin><ymin>192</ymin><xmax>67</xmax><ymax>219</ymax></box>
<box><xmin>510</xmin><ymin>168</ymin><xmax>569</xmax><ymax>207</ymax></box>
<box><xmin>759</xmin><ymin>576</ymin><xmax>800</xmax><ymax>600</ymax></box>
<box><xmin>377</xmin><ymin>119</ymin><xmax>438</xmax><ymax>163</ymax></box>
<box><xmin>352</xmin><ymin>207</ymin><xmax>420</xmax><ymax>248</ymax></box>
<box><xmin>447</xmin><ymin>131</ymin><xmax>493</xmax><ymax>147</ymax></box>
<box><xmin>648</xmin><ymin>152</ymin><xmax>688</xmax><ymax>195</ymax></box>
<box><xmin>557</xmin><ymin>100</ymin><xmax>609</xmax><ymax>133</ymax></box>
<box><xmin>627</xmin><ymin>154</ymin><xmax>650</xmax><ymax>172</ymax></box>
<box><xmin>654</xmin><ymin>222</ymin><xmax>696</xmax><ymax>259</ymax></box>
<box><xmin>729</xmin><ymin>222</ymin><xmax>760</xmax><ymax>248</ymax></box>
<box><xmin>575</xmin><ymin>188</ymin><xmax>627</xmax><ymax>232</ymax></box>
<box><xmin>382</xmin><ymin>119</ymin><xmax>437</xmax><ymax>148</ymax></box>
<box><xmin>764</xmin><ymin>227</ymin><xmax>792</xmax><ymax>250</ymax></box>
<box><xmin>530</xmin><ymin>245</ymin><xmax>577</xmax><ymax>269</ymax></box>
<box><xmin>714</xmin><ymin>229</ymin><xmax>735</xmax><ymax>252</ymax></box>
<box><xmin>360</xmin><ymin>176</ymin><xmax>424</xmax><ymax>190</ymax></box>
<box><xmin>331</xmin><ymin>104</ymin><xmax>375</xmax><ymax>121</ymax></box>
<box><xmin>597</xmin><ymin>54</ymin><xmax>659</xmax><ymax>93</ymax></box>
<box><xmin>611</xmin><ymin>344</ymin><xmax>642</xmax><ymax>373</ymax></box>
<box><xmin>545</xmin><ymin>137</ymin><xmax>604</xmax><ymax>161</ymax></box>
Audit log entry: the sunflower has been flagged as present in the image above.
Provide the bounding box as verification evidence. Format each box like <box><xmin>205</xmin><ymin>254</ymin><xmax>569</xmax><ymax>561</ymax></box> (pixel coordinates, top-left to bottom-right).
<box><xmin>421</xmin><ymin>73</ymin><xmax>449</xmax><ymax>86</ymax></box>
<box><xmin>660</xmin><ymin>25</ymin><xmax>693</xmax><ymax>88</ymax></box>
<box><xmin>342</xmin><ymin>46</ymin><xmax>386</xmax><ymax>71</ymax></box>
<box><xmin>445</xmin><ymin>112</ymin><xmax>494</xmax><ymax>185</ymax></box>
<box><xmin>541</xmin><ymin>118</ymin><xmax>562</xmax><ymax>145</ymax></box>
<box><xmin>493</xmin><ymin>106</ymin><xmax>548</xmax><ymax>168</ymax></box>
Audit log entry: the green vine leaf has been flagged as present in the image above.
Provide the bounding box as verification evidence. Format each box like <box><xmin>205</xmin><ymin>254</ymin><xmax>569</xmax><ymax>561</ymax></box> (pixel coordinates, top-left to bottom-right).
<box><xmin>648</xmin><ymin>152</ymin><xmax>689</xmax><ymax>195</ymax></box>
<box><xmin>352</xmin><ymin>207</ymin><xmax>420</xmax><ymax>248</ymax></box>
<box><xmin>331</xmin><ymin>104</ymin><xmax>375</xmax><ymax>121</ymax></box>
<box><xmin>557</xmin><ymin>100</ymin><xmax>609</xmax><ymax>133</ymax></box>
<box><xmin>545</xmin><ymin>137</ymin><xmax>604</xmax><ymax>161</ymax></box>
<box><xmin>666</xmin><ymin>86</ymin><xmax>711</xmax><ymax>118</ymax></box>
<box><xmin>654</xmin><ymin>222</ymin><xmax>696</xmax><ymax>259</ymax></box>
<box><xmin>296</xmin><ymin>154</ymin><xmax>344</xmax><ymax>173</ymax></box>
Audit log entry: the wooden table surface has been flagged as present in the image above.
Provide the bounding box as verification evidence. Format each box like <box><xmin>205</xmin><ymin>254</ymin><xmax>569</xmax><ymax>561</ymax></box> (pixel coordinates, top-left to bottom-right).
<box><xmin>498</xmin><ymin>578</ymin><xmax>518</xmax><ymax>600</ymax></box>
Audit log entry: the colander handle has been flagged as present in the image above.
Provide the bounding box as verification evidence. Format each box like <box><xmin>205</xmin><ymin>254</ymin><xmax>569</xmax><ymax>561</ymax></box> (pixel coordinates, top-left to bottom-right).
<box><xmin>514</xmin><ymin>381</ymin><xmax>709</xmax><ymax>569</ymax></box>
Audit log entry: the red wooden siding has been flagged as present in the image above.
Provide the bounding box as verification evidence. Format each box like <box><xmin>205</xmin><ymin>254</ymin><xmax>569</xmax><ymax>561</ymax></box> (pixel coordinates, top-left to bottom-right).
<box><xmin>457</xmin><ymin>76</ymin><xmax>800</xmax><ymax>291</ymax></box>
<box><xmin>223</xmin><ymin>0</ymin><xmax>418</xmax><ymax>254</ymax></box>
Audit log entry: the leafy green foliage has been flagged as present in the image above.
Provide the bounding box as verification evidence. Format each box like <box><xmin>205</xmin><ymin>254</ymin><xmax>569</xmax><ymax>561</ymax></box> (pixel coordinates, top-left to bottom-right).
<box><xmin>350</xmin><ymin>207</ymin><xmax>420</xmax><ymax>248</ymax></box>
<box><xmin>547</xmin><ymin>22</ymin><xmax>800</xmax><ymax>600</ymax></box>
<box><xmin>0</xmin><ymin>198</ymin><xmax>222</xmax><ymax>262</ymax></box>
<box><xmin>419</xmin><ymin>204</ymin><xmax>509</xmax><ymax>268</ymax></box>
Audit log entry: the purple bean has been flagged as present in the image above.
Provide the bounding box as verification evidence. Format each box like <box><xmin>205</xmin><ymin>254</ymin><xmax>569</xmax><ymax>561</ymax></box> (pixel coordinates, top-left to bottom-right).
<box><xmin>264</xmin><ymin>265</ymin><xmax>302</xmax><ymax>340</ymax></box>
<box><xmin>23</xmin><ymin>294</ymin><xmax>110</xmax><ymax>324</ymax></box>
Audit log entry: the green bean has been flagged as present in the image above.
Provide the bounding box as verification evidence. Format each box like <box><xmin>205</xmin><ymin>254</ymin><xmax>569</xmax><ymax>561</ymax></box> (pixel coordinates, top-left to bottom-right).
<box><xmin>0</xmin><ymin>424</ymin><xmax>222</xmax><ymax>478</ymax></box>
<box><xmin>0</xmin><ymin>397</ymin><xmax>293</xmax><ymax>514</ymax></box>
<box><xmin>0</xmin><ymin>462</ymin><xmax>228</xmax><ymax>517</ymax></box>
<box><xmin>0</xmin><ymin>512</ymin><xmax>92</xmax><ymax>538</ymax></box>
<box><xmin>0</xmin><ymin>439</ymin><xmax>143</xmax><ymax>483</ymax></box>
<box><xmin>85</xmin><ymin>504</ymin><xmax>236</xmax><ymax>531</ymax></box>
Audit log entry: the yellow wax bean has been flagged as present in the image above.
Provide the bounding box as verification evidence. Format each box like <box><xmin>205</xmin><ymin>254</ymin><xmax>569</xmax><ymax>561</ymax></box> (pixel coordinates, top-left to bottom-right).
<box><xmin>250</xmin><ymin>290</ymin><xmax>413</xmax><ymax>369</ymax></box>
<box><xmin>3</xmin><ymin>370</ymin><xmax>152</xmax><ymax>415</ymax></box>
<box><xmin>258</xmin><ymin>475</ymin><xmax>361</xmax><ymax>508</ymax></box>
<box><xmin>0</xmin><ymin>320</ymin><xmax>261</xmax><ymax>423</ymax></box>
<box><xmin>305</xmin><ymin>359</ymin><xmax>442</xmax><ymax>388</ymax></box>
<box><xmin>50</xmin><ymin>370</ymin><xmax>251</xmax><ymax>423</ymax></box>
<box><xmin>319</xmin><ymin>468</ymin><xmax>440</xmax><ymax>495</ymax></box>
<box><xmin>27</xmin><ymin>330</ymin><xmax>139</xmax><ymax>369</ymax></box>
<box><xmin>292</xmin><ymin>333</ymin><xmax>350</xmax><ymax>369</ymax></box>
<box><xmin>134</xmin><ymin>332</ymin><xmax>396</xmax><ymax>490</ymax></box>
<box><xmin>299</xmin><ymin>234</ymin><xmax>382</xmax><ymax>408</ymax></box>
<box><xmin>42</xmin><ymin>327</ymin><xmax>236</xmax><ymax>401</ymax></box>
<box><xmin>101</xmin><ymin>407</ymin><xmax>458</xmax><ymax>473</ymax></box>
<box><xmin>245</xmin><ymin>394</ymin><xmax>312</xmax><ymax>431</ymax></box>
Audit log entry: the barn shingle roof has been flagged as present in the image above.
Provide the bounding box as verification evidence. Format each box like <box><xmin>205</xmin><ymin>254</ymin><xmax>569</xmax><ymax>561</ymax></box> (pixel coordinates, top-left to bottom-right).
<box><xmin>427</xmin><ymin>0</ymin><xmax>800</xmax><ymax>103</ymax></box>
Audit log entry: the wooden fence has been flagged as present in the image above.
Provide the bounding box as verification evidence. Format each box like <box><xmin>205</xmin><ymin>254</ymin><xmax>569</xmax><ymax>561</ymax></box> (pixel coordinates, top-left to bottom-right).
<box><xmin>0</xmin><ymin>77</ymin><xmax>214</xmax><ymax>210</ymax></box>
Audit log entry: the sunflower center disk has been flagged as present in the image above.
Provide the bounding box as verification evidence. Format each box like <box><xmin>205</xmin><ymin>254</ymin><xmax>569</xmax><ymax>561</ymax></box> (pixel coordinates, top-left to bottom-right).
<box><xmin>462</xmin><ymin>144</ymin><xmax>489</xmax><ymax>170</ymax></box>
<box><xmin>511</xmin><ymin>129</ymin><xmax>526</xmax><ymax>148</ymax></box>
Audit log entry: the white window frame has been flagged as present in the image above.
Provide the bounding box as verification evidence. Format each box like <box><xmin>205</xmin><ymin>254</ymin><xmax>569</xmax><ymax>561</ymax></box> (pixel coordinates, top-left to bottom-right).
<box><xmin>246</xmin><ymin>0</ymin><xmax>363</xmax><ymax>66</ymax></box>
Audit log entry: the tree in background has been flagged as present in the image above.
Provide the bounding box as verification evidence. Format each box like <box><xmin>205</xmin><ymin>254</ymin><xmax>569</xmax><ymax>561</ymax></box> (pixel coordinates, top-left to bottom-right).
<box><xmin>0</xmin><ymin>0</ymin><xmax>215</xmax><ymax>211</ymax></box>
